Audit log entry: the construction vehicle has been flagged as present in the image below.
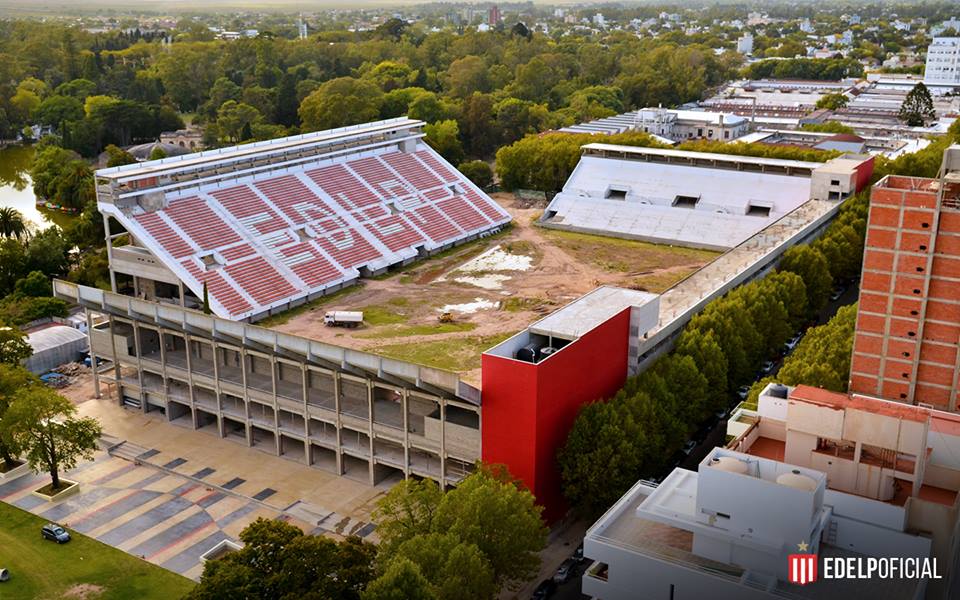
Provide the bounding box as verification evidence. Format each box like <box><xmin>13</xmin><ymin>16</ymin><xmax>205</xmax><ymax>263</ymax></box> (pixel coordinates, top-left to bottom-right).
<box><xmin>324</xmin><ymin>311</ymin><xmax>363</xmax><ymax>328</ymax></box>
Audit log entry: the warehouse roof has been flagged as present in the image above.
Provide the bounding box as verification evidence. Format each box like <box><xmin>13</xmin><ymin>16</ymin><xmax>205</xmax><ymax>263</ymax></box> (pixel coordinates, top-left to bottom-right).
<box><xmin>26</xmin><ymin>325</ymin><xmax>88</xmax><ymax>354</ymax></box>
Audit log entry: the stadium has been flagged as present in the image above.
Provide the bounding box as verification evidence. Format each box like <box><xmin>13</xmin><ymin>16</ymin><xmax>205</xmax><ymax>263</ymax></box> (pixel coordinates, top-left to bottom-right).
<box><xmin>59</xmin><ymin>117</ymin><xmax>874</xmax><ymax>518</ymax></box>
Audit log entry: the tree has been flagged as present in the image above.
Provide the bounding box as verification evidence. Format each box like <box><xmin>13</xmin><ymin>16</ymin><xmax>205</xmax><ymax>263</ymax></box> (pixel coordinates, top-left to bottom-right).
<box><xmin>105</xmin><ymin>144</ymin><xmax>137</xmax><ymax>167</ymax></box>
<box><xmin>53</xmin><ymin>160</ymin><xmax>95</xmax><ymax>209</ymax></box>
<box><xmin>407</xmin><ymin>92</ymin><xmax>447</xmax><ymax>124</ymax></box>
<box><xmin>0</xmin><ymin>365</ymin><xmax>36</xmax><ymax>469</ymax></box>
<box><xmin>14</xmin><ymin>271</ymin><xmax>50</xmax><ymax>298</ymax></box>
<box><xmin>815</xmin><ymin>93</ymin><xmax>849</xmax><ymax>110</ymax></box>
<box><xmin>34</xmin><ymin>95</ymin><xmax>84</xmax><ymax>129</ymax></box>
<box><xmin>2</xmin><ymin>386</ymin><xmax>101</xmax><ymax>491</ymax></box>
<box><xmin>444</xmin><ymin>56</ymin><xmax>490</xmax><ymax>99</ymax></box>
<box><xmin>778</xmin><ymin>245</ymin><xmax>833</xmax><ymax>315</ymax></box>
<box><xmin>373</xmin><ymin>465</ymin><xmax>546</xmax><ymax>588</ymax></box>
<box><xmin>188</xmin><ymin>517</ymin><xmax>376</xmax><ymax>600</ymax></box>
<box><xmin>299</xmin><ymin>78</ymin><xmax>383</xmax><ymax>132</ymax></box>
<box><xmin>0</xmin><ymin>325</ymin><xmax>31</xmax><ymax>365</ymax></box>
<box><xmin>148</xmin><ymin>146</ymin><xmax>167</xmax><ymax>161</ymax></box>
<box><xmin>424</xmin><ymin>120</ymin><xmax>464</xmax><ymax>165</ymax></box>
<box><xmin>458</xmin><ymin>161</ymin><xmax>493</xmax><ymax>189</ymax></box>
<box><xmin>0</xmin><ymin>207</ymin><xmax>27</xmax><ymax>240</ymax></box>
<box><xmin>215</xmin><ymin>101</ymin><xmax>262</xmax><ymax>144</ymax></box>
<box><xmin>388</xmin><ymin>533</ymin><xmax>496</xmax><ymax>600</ymax></box>
<box><xmin>362</xmin><ymin>558</ymin><xmax>435</xmax><ymax>600</ymax></box>
<box><xmin>899</xmin><ymin>82</ymin><xmax>935</xmax><ymax>126</ymax></box>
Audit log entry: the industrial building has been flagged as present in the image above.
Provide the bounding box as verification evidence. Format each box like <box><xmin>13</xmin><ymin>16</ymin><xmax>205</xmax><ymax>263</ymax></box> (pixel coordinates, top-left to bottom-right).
<box><xmin>584</xmin><ymin>383</ymin><xmax>960</xmax><ymax>600</ymax></box>
<box><xmin>850</xmin><ymin>145</ymin><xmax>960</xmax><ymax>411</ymax></box>
<box><xmin>558</xmin><ymin>108</ymin><xmax>749</xmax><ymax>143</ymax></box>
<box><xmin>539</xmin><ymin>144</ymin><xmax>874</xmax><ymax>250</ymax></box>
<box><xmin>94</xmin><ymin>117</ymin><xmax>510</xmax><ymax>321</ymax></box>
<box><xmin>737</xmin><ymin>129</ymin><xmax>932</xmax><ymax>158</ymax></box>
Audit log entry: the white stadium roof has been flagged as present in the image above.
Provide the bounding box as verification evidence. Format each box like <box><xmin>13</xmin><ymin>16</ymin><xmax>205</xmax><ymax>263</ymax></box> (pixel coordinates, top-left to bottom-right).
<box><xmin>541</xmin><ymin>146</ymin><xmax>818</xmax><ymax>250</ymax></box>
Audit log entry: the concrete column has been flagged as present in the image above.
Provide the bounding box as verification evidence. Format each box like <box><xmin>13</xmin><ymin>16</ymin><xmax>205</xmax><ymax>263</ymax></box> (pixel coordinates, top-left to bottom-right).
<box><xmin>439</xmin><ymin>399</ymin><xmax>447</xmax><ymax>488</ymax></box>
<box><xmin>107</xmin><ymin>315</ymin><xmax>122</xmax><ymax>406</ymax></box>
<box><xmin>270</xmin><ymin>355</ymin><xmax>280</xmax><ymax>456</ymax></box>
<box><xmin>211</xmin><ymin>341</ymin><xmax>225</xmax><ymax>438</ymax></box>
<box><xmin>333</xmin><ymin>372</ymin><xmax>344</xmax><ymax>475</ymax></box>
<box><xmin>402</xmin><ymin>389</ymin><xmax>410</xmax><ymax>478</ymax></box>
<box><xmin>103</xmin><ymin>213</ymin><xmax>117</xmax><ymax>293</ymax></box>
<box><xmin>367</xmin><ymin>379</ymin><xmax>375</xmax><ymax>486</ymax></box>
<box><xmin>300</xmin><ymin>363</ymin><xmax>310</xmax><ymax>466</ymax></box>
<box><xmin>86</xmin><ymin>308</ymin><xmax>101</xmax><ymax>399</ymax></box>
<box><xmin>240</xmin><ymin>349</ymin><xmax>252</xmax><ymax>447</ymax></box>
<box><xmin>131</xmin><ymin>322</ymin><xmax>146</xmax><ymax>413</ymax></box>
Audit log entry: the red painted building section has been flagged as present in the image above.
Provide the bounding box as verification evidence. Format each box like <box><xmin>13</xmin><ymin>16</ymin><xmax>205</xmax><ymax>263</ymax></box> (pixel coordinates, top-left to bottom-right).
<box><xmin>481</xmin><ymin>308</ymin><xmax>632</xmax><ymax>521</ymax></box>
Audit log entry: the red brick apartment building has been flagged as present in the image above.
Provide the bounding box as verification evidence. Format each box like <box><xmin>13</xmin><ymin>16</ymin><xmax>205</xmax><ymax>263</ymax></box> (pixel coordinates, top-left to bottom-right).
<box><xmin>850</xmin><ymin>146</ymin><xmax>960</xmax><ymax>410</ymax></box>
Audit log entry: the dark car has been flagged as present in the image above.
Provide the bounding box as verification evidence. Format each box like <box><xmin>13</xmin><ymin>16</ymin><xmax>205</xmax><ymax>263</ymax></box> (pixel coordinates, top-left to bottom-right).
<box><xmin>532</xmin><ymin>578</ymin><xmax>557</xmax><ymax>599</ymax></box>
<box><xmin>573</xmin><ymin>542</ymin><xmax>585</xmax><ymax>563</ymax></box>
<box><xmin>553</xmin><ymin>558</ymin><xmax>578</xmax><ymax>583</ymax></box>
<box><xmin>41</xmin><ymin>523</ymin><xmax>70</xmax><ymax>543</ymax></box>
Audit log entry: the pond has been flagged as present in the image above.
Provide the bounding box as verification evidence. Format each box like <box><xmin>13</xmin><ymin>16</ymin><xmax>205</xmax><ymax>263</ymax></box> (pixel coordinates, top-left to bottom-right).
<box><xmin>0</xmin><ymin>144</ymin><xmax>76</xmax><ymax>232</ymax></box>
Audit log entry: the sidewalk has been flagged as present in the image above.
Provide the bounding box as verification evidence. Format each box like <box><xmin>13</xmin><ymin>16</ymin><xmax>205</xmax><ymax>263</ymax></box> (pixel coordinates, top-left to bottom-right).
<box><xmin>64</xmin><ymin>375</ymin><xmax>394</xmax><ymax>538</ymax></box>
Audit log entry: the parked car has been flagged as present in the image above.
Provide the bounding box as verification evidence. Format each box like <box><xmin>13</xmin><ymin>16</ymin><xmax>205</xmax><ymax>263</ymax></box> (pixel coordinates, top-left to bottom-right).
<box><xmin>41</xmin><ymin>523</ymin><xmax>70</xmax><ymax>543</ymax></box>
<box><xmin>737</xmin><ymin>385</ymin><xmax>751</xmax><ymax>400</ymax></box>
<box><xmin>714</xmin><ymin>407</ymin><xmax>730</xmax><ymax>422</ymax></box>
<box><xmin>681</xmin><ymin>440</ymin><xmax>697</xmax><ymax>456</ymax></box>
<box><xmin>573</xmin><ymin>542</ymin><xmax>585</xmax><ymax>563</ymax></box>
<box><xmin>830</xmin><ymin>287</ymin><xmax>845</xmax><ymax>301</ymax></box>
<box><xmin>784</xmin><ymin>334</ymin><xmax>802</xmax><ymax>353</ymax></box>
<box><xmin>553</xmin><ymin>558</ymin><xmax>578</xmax><ymax>583</ymax></box>
<box><xmin>761</xmin><ymin>360</ymin><xmax>776</xmax><ymax>375</ymax></box>
<box><xmin>532</xmin><ymin>578</ymin><xmax>557</xmax><ymax>599</ymax></box>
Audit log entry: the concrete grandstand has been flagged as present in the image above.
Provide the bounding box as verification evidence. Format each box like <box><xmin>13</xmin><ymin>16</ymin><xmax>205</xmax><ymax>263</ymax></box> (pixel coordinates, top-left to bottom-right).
<box><xmin>540</xmin><ymin>144</ymin><xmax>874</xmax><ymax>250</ymax></box>
<box><xmin>95</xmin><ymin>117</ymin><xmax>510</xmax><ymax>321</ymax></box>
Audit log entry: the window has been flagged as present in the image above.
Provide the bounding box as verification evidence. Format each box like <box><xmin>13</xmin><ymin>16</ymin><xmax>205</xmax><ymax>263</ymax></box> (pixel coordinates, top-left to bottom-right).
<box><xmin>830</xmin><ymin>179</ymin><xmax>841</xmax><ymax>186</ymax></box>
<box><xmin>605</xmin><ymin>187</ymin><xmax>629</xmax><ymax>200</ymax></box>
<box><xmin>672</xmin><ymin>195</ymin><xmax>699</xmax><ymax>208</ymax></box>
<box><xmin>724</xmin><ymin>130</ymin><xmax>730</xmax><ymax>139</ymax></box>
<box><xmin>747</xmin><ymin>204</ymin><xmax>772</xmax><ymax>217</ymax></box>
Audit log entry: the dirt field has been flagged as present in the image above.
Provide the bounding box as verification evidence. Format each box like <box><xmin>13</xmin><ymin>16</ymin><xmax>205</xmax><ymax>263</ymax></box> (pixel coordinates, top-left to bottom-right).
<box><xmin>267</xmin><ymin>193</ymin><xmax>720</xmax><ymax>384</ymax></box>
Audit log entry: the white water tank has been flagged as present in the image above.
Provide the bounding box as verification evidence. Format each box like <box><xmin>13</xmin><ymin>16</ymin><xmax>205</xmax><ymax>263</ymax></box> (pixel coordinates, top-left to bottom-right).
<box><xmin>776</xmin><ymin>469</ymin><xmax>818</xmax><ymax>491</ymax></box>
<box><xmin>708</xmin><ymin>456</ymin><xmax>749</xmax><ymax>475</ymax></box>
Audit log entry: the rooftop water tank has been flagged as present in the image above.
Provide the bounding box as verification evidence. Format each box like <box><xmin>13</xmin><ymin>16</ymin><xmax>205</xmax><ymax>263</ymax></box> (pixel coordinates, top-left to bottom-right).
<box><xmin>708</xmin><ymin>456</ymin><xmax>749</xmax><ymax>475</ymax></box>
<box><xmin>776</xmin><ymin>469</ymin><xmax>818</xmax><ymax>491</ymax></box>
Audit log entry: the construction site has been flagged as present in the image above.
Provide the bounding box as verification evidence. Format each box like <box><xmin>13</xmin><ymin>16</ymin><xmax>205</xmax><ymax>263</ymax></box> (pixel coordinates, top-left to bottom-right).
<box><xmin>58</xmin><ymin>117</ymin><xmax>876</xmax><ymax>520</ymax></box>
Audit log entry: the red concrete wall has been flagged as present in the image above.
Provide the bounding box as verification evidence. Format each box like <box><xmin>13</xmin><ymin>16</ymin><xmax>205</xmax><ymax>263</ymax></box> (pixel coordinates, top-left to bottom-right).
<box><xmin>854</xmin><ymin>156</ymin><xmax>875</xmax><ymax>192</ymax></box>
<box><xmin>481</xmin><ymin>308</ymin><xmax>632</xmax><ymax>521</ymax></box>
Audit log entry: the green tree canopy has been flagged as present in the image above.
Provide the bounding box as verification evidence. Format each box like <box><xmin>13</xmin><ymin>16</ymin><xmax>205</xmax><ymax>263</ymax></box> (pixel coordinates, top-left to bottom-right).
<box><xmin>2</xmin><ymin>385</ymin><xmax>101</xmax><ymax>490</ymax></box>
<box><xmin>298</xmin><ymin>77</ymin><xmax>383</xmax><ymax>132</ymax></box>
<box><xmin>898</xmin><ymin>82</ymin><xmax>935</xmax><ymax>126</ymax></box>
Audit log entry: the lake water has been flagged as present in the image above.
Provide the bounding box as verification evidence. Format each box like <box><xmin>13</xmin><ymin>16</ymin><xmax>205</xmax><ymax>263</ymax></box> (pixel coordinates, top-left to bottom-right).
<box><xmin>0</xmin><ymin>144</ymin><xmax>71</xmax><ymax>231</ymax></box>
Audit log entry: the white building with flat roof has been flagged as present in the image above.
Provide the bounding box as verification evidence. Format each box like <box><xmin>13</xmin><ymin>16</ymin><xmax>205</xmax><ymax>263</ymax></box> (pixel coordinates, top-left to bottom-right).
<box><xmin>583</xmin><ymin>384</ymin><xmax>960</xmax><ymax>599</ymax></box>
<box><xmin>558</xmin><ymin>108</ymin><xmax>749</xmax><ymax>143</ymax></box>
<box><xmin>925</xmin><ymin>38</ymin><xmax>960</xmax><ymax>86</ymax></box>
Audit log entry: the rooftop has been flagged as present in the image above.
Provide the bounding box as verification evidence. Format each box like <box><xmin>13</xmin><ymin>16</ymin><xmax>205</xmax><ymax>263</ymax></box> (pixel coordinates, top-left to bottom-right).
<box><xmin>528</xmin><ymin>286</ymin><xmax>658</xmax><ymax>341</ymax></box>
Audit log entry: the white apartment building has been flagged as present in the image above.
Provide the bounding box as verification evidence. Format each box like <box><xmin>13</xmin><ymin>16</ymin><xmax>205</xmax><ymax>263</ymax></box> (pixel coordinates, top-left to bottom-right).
<box><xmin>737</xmin><ymin>33</ymin><xmax>754</xmax><ymax>55</ymax></box>
<box><xmin>583</xmin><ymin>384</ymin><xmax>960</xmax><ymax>600</ymax></box>
<box><xmin>634</xmin><ymin>108</ymin><xmax>750</xmax><ymax>142</ymax></box>
<box><xmin>924</xmin><ymin>38</ymin><xmax>960</xmax><ymax>86</ymax></box>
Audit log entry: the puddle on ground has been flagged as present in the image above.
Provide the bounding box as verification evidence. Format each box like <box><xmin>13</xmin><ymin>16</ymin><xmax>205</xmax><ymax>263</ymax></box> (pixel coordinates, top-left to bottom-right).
<box><xmin>438</xmin><ymin>298</ymin><xmax>498</xmax><ymax>314</ymax></box>
<box><xmin>441</xmin><ymin>245</ymin><xmax>533</xmax><ymax>290</ymax></box>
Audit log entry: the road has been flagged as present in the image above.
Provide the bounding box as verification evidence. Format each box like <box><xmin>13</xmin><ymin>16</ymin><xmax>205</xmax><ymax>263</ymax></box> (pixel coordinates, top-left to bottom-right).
<box><xmin>677</xmin><ymin>277</ymin><xmax>860</xmax><ymax>471</ymax></box>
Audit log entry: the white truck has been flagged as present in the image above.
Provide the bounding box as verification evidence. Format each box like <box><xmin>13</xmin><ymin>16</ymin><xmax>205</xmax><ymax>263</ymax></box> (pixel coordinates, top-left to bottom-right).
<box><xmin>324</xmin><ymin>311</ymin><xmax>363</xmax><ymax>328</ymax></box>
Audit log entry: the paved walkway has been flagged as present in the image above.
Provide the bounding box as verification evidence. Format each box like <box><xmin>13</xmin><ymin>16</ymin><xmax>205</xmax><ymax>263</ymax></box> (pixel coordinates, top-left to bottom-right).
<box><xmin>0</xmin><ymin>376</ymin><xmax>400</xmax><ymax>580</ymax></box>
<box><xmin>0</xmin><ymin>452</ymin><xmax>295</xmax><ymax>580</ymax></box>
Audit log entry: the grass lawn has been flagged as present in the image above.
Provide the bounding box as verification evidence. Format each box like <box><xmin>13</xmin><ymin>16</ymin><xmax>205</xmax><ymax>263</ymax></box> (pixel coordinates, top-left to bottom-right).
<box><xmin>377</xmin><ymin>332</ymin><xmax>516</xmax><ymax>372</ymax></box>
<box><xmin>0</xmin><ymin>502</ymin><xmax>195</xmax><ymax>600</ymax></box>
<box><xmin>542</xmin><ymin>229</ymin><xmax>719</xmax><ymax>273</ymax></box>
